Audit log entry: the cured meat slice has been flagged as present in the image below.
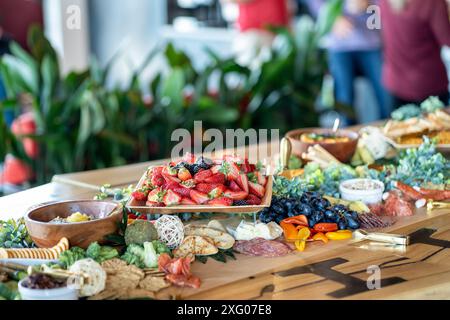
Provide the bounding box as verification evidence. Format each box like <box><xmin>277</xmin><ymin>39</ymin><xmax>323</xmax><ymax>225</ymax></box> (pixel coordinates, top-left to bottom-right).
<box><xmin>384</xmin><ymin>191</ymin><xmax>414</xmax><ymax>217</ymax></box>
<box><xmin>233</xmin><ymin>238</ymin><xmax>292</xmax><ymax>257</ymax></box>
<box><xmin>165</xmin><ymin>274</ymin><xmax>201</xmax><ymax>289</ymax></box>
<box><xmin>368</xmin><ymin>203</ymin><xmax>385</xmax><ymax>216</ymax></box>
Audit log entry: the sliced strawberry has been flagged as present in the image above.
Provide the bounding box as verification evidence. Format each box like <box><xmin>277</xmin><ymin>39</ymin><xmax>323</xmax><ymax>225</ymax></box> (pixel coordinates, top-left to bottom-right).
<box><xmin>236</xmin><ymin>173</ymin><xmax>249</xmax><ymax>193</ymax></box>
<box><xmin>148</xmin><ymin>188</ymin><xmax>166</xmax><ymax>203</ymax></box>
<box><xmin>181</xmin><ymin>179</ymin><xmax>196</xmax><ymax>188</ymax></box>
<box><xmin>246</xmin><ymin>194</ymin><xmax>262</xmax><ymax>205</ymax></box>
<box><xmin>193</xmin><ymin>169</ymin><xmax>212</xmax><ymax>183</ymax></box>
<box><xmin>228</xmin><ymin>180</ymin><xmax>242</xmax><ymax>192</ymax></box>
<box><xmin>181</xmin><ymin>197</ymin><xmax>197</xmax><ymax>205</ymax></box>
<box><xmin>210</xmin><ymin>164</ymin><xmax>221</xmax><ymax>174</ymax></box>
<box><xmin>208</xmin><ymin>197</ymin><xmax>233</xmax><ymax>206</ymax></box>
<box><xmin>151</xmin><ymin>174</ymin><xmax>164</xmax><ymax>187</ymax></box>
<box><xmin>204</xmin><ymin>173</ymin><xmax>226</xmax><ymax>185</ymax></box>
<box><xmin>195</xmin><ymin>183</ymin><xmax>216</xmax><ymax>194</ymax></box>
<box><xmin>132</xmin><ymin>191</ymin><xmax>147</xmax><ymax>201</ymax></box>
<box><xmin>189</xmin><ymin>189</ymin><xmax>209</xmax><ymax>204</ymax></box>
<box><xmin>163</xmin><ymin>189</ymin><xmax>182</xmax><ymax>206</ymax></box>
<box><xmin>208</xmin><ymin>185</ymin><xmax>227</xmax><ymax>199</ymax></box>
<box><xmin>162</xmin><ymin>166</ymin><xmax>178</xmax><ymax>177</ymax></box>
<box><xmin>150</xmin><ymin>166</ymin><xmax>164</xmax><ymax>177</ymax></box>
<box><xmin>164</xmin><ymin>180</ymin><xmax>179</xmax><ymax>191</ymax></box>
<box><xmin>224</xmin><ymin>190</ymin><xmax>248</xmax><ymax>200</ymax></box>
<box><xmin>255</xmin><ymin>172</ymin><xmax>267</xmax><ymax>186</ymax></box>
<box><xmin>177</xmin><ymin>167</ymin><xmax>192</xmax><ymax>181</ymax></box>
<box><xmin>182</xmin><ymin>152</ymin><xmax>196</xmax><ymax>164</ymax></box>
<box><xmin>162</xmin><ymin>173</ymin><xmax>181</xmax><ymax>184</ymax></box>
<box><xmin>172</xmin><ymin>185</ymin><xmax>191</xmax><ymax>198</ymax></box>
<box><xmin>248</xmin><ymin>181</ymin><xmax>265</xmax><ymax>198</ymax></box>
<box><xmin>240</xmin><ymin>163</ymin><xmax>252</xmax><ymax>173</ymax></box>
<box><xmin>228</xmin><ymin>162</ymin><xmax>240</xmax><ymax>181</ymax></box>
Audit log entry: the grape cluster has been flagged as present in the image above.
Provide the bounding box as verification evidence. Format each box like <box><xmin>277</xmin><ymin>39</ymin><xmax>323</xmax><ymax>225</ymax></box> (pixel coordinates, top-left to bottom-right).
<box><xmin>259</xmin><ymin>192</ymin><xmax>360</xmax><ymax>230</ymax></box>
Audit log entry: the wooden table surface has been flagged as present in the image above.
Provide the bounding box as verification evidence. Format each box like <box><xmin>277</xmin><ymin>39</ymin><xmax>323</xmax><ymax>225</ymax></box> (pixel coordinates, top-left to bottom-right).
<box><xmin>1</xmin><ymin>128</ymin><xmax>449</xmax><ymax>300</ymax></box>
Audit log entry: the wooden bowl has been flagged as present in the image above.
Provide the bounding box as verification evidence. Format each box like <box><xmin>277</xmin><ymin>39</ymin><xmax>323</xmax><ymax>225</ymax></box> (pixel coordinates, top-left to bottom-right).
<box><xmin>285</xmin><ymin>128</ymin><xmax>359</xmax><ymax>163</ymax></box>
<box><xmin>25</xmin><ymin>200</ymin><xmax>122</xmax><ymax>249</ymax></box>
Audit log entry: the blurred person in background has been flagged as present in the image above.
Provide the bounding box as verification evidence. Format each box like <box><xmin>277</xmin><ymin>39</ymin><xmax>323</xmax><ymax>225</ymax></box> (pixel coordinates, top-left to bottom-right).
<box><xmin>380</xmin><ymin>0</ymin><xmax>450</xmax><ymax>108</ymax></box>
<box><xmin>308</xmin><ymin>0</ymin><xmax>389</xmax><ymax>121</ymax></box>
<box><xmin>0</xmin><ymin>25</ymin><xmax>13</xmax><ymax>126</ymax></box>
<box><xmin>222</xmin><ymin>0</ymin><xmax>293</xmax><ymax>69</ymax></box>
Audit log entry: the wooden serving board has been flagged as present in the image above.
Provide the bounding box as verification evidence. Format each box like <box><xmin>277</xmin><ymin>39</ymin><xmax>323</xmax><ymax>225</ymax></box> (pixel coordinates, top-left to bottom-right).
<box><xmin>126</xmin><ymin>169</ymin><xmax>273</xmax><ymax>214</ymax></box>
<box><xmin>152</xmin><ymin>207</ymin><xmax>450</xmax><ymax>300</ymax></box>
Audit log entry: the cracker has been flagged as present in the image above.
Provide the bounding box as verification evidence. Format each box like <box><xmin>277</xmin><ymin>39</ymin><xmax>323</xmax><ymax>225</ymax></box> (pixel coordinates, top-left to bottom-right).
<box><xmin>139</xmin><ymin>275</ymin><xmax>170</xmax><ymax>292</ymax></box>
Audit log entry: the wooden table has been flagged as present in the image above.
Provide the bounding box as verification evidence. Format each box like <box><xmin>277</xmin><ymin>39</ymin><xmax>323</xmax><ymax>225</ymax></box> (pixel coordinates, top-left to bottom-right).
<box><xmin>1</xmin><ymin>139</ymin><xmax>449</xmax><ymax>300</ymax></box>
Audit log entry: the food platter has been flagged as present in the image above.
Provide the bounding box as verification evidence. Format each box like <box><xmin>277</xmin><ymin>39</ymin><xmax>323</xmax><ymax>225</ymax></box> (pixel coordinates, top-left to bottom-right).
<box><xmin>1</xmin><ymin>99</ymin><xmax>449</xmax><ymax>301</ymax></box>
<box><xmin>126</xmin><ymin>172</ymin><xmax>273</xmax><ymax>214</ymax></box>
<box><xmin>383</xmin><ymin>134</ymin><xmax>450</xmax><ymax>151</ymax></box>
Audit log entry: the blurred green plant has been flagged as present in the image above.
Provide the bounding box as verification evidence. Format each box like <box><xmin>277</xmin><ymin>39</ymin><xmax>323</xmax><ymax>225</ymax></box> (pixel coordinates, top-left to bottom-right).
<box><xmin>0</xmin><ymin>2</ymin><xmax>341</xmax><ymax>186</ymax></box>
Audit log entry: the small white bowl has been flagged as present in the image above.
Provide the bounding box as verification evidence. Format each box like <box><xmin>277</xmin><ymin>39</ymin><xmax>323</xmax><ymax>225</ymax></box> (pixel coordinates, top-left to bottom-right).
<box><xmin>339</xmin><ymin>179</ymin><xmax>385</xmax><ymax>205</ymax></box>
<box><xmin>18</xmin><ymin>278</ymin><xmax>78</xmax><ymax>300</ymax></box>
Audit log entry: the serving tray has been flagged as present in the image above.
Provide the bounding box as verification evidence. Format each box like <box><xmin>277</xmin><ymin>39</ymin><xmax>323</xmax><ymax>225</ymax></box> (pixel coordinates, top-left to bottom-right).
<box><xmin>126</xmin><ymin>169</ymin><xmax>273</xmax><ymax>214</ymax></box>
<box><xmin>383</xmin><ymin>135</ymin><xmax>450</xmax><ymax>152</ymax></box>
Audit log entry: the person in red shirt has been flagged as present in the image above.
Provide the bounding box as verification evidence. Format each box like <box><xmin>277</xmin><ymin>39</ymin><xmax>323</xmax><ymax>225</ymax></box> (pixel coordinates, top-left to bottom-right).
<box><xmin>380</xmin><ymin>0</ymin><xmax>450</xmax><ymax>108</ymax></box>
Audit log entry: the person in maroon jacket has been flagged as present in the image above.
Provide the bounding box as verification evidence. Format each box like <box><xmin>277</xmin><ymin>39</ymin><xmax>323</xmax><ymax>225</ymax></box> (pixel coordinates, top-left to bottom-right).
<box><xmin>380</xmin><ymin>0</ymin><xmax>450</xmax><ymax>108</ymax></box>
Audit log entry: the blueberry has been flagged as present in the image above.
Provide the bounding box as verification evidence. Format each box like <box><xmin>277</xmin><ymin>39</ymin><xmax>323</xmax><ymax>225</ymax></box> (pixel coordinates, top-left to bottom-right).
<box><xmin>299</xmin><ymin>204</ymin><xmax>312</xmax><ymax>216</ymax></box>
<box><xmin>272</xmin><ymin>204</ymin><xmax>285</xmax><ymax>215</ymax></box>
<box><xmin>259</xmin><ymin>212</ymin><xmax>271</xmax><ymax>223</ymax></box>
<box><xmin>324</xmin><ymin>209</ymin><xmax>335</xmax><ymax>220</ymax></box>
<box><xmin>350</xmin><ymin>211</ymin><xmax>359</xmax><ymax>220</ymax></box>
<box><xmin>346</xmin><ymin>217</ymin><xmax>360</xmax><ymax>230</ymax></box>
<box><xmin>314</xmin><ymin>211</ymin><xmax>324</xmax><ymax>222</ymax></box>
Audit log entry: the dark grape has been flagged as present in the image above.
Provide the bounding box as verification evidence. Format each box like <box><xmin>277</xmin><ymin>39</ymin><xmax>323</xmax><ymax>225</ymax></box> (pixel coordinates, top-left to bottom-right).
<box><xmin>346</xmin><ymin>217</ymin><xmax>360</xmax><ymax>229</ymax></box>
<box><xmin>324</xmin><ymin>209</ymin><xmax>335</xmax><ymax>220</ymax></box>
<box><xmin>299</xmin><ymin>204</ymin><xmax>313</xmax><ymax>216</ymax></box>
<box><xmin>338</xmin><ymin>220</ymin><xmax>348</xmax><ymax>230</ymax></box>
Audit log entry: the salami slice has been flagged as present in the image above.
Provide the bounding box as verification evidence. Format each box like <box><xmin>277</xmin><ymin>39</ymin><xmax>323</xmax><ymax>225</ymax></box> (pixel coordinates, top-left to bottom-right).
<box><xmin>233</xmin><ymin>238</ymin><xmax>292</xmax><ymax>257</ymax></box>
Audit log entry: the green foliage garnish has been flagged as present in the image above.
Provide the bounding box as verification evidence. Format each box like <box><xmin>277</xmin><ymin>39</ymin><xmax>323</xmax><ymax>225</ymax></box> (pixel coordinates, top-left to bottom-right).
<box><xmin>420</xmin><ymin>96</ymin><xmax>445</xmax><ymax>113</ymax></box>
<box><xmin>59</xmin><ymin>247</ymin><xmax>87</xmax><ymax>269</ymax></box>
<box><xmin>120</xmin><ymin>241</ymin><xmax>170</xmax><ymax>269</ymax></box>
<box><xmin>391</xmin><ymin>104</ymin><xmax>421</xmax><ymax>121</ymax></box>
<box><xmin>58</xmin><ymin>242</ymin><xmax>119</xmax><ymax>269</ymax></box>
<box><xmin>0</xmin><ymin>218</ymin><xmax>34</xmax><ymax>249</ymax></box>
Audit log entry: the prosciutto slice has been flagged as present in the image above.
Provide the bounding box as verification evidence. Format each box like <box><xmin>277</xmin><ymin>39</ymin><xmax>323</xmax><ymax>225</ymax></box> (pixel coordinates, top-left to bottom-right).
<box><xmin>158</xmin><ymin>253</ymin><xmax>201</xmax><ymax>289</ymax></box>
